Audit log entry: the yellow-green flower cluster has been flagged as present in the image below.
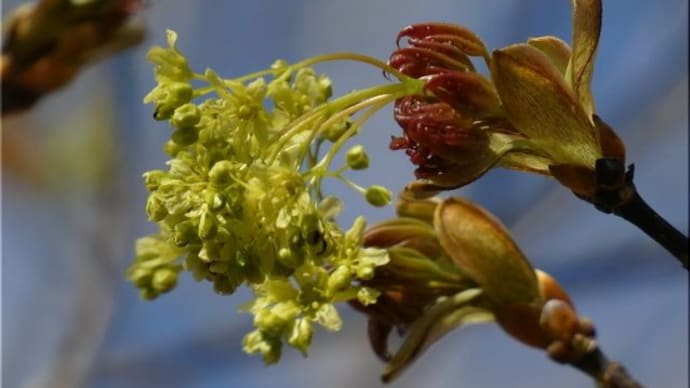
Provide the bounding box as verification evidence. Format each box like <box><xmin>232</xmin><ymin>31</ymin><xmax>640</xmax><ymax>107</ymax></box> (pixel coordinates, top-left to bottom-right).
<box><xmin>129</xmin><ymin>30</ymin><xmax>420</xmax><ymax>363</ymax></box>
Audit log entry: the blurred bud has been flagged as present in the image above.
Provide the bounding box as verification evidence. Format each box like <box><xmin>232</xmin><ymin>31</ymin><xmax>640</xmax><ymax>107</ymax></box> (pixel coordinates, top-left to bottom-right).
<box><xmin>145</xmin><ymin>194</ymin><xmax>168</xmax><ymax>222</ymax></box>
<box><xmin>163</xmin><ymin>139</ymin><xmax>183</xmax><ymax>156</ymax></box>
<box><xmin>198</xmin><ymin>211</ymin><xmax>217</xmax><ymax>239</ymax></box>
<box><xmin>147</xmin><ymin>82</ymin><xmax>193</xmax><ymax>121</ymax></box>
<box><xmin>129</xmin><ymin>267</ymin><xmax>152</xmax><ymax>288</ymax></box>
<box><xmin>173</xmin><ymin>221</ymin><xmax>196</xmax><ymax>246</ymax></box>
<box><xmin>206</xmin><ymin>190</ymin><xmax>225</xmax><ymax>211</ymax></box>
<box><xmin>152</xmin><ymin>268</ymin><xmax>178</xmax><ymax>293</ymax></box>
<box><xmin>208</xmin><ymin>160</ymin><xmax>234</xmax><ymax>188</ymax></box>
<box><xmin>140</xmin><ymin>288</ymin><xmax>159</xmax><ymax>301</ymax></box>
<box><xmin>143</xmin><ymin>170</ymin><xmax>167</xmax><ymax>191</ymax></box>
<box><xmin>327</xmin><ymin>266</ymin><xmax>353</xmax><ymax>293</ymax></box>
<box><xmin>288</xmin><ymin>318</ymin><xmax>314</xmax><ymax>355</ymax></box>
<box><xmin>171</xmin><ymin>127</ymin><xmax>198</xmax><ymax>146</ymax></box>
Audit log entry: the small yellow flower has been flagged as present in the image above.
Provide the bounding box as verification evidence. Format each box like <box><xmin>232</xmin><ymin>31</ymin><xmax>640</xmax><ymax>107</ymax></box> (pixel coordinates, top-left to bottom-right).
<box><xmin>131</xmin><ymin>31</ymin><xmax>423</xmax><ymax>364</ymax></box>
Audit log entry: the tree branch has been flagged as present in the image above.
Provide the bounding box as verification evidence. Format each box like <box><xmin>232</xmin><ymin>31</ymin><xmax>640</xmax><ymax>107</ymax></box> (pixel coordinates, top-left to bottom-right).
<box><xmin>583</xmin><ymin>160</ymin><xmax>688</xmax><ymax>269</ymax></box>
<box><xmin>572</xmin><ymin>347</ymin><xmax>643</xmax><ymax>388</ymax></box>
<box><xmin>1</xmin><ymin>0</ymin><xmax>144</xmax><ymax>116</ymax></box>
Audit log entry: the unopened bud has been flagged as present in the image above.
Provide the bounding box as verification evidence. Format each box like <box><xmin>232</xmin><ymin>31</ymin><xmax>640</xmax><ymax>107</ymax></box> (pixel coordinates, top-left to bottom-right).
<box><xmin>171</xmin><ymin>127</ymin><xmax>198</xmax><ymax>146</ymax></box>
<box><xmin>140</xmin><ymin>288</ymin><xmax>159</xmax><ymax>300</ymax></box>
<box><xmin>173</xmin><ymin>221</ymin><xmax>196</xmax><ymax>246</ymax></box>
<box><xmin>198</xmin><ymin>211</ymin><xmax>217</xmax><ymax>239</ymax></box>
<box><xmin>209</xmin><ymin>160</ymin><xmax>234</xmax><ymax>188</ymax></box>
<box><xmin>151</xmin><ymin>82</ymin><xmax>193</xmax><ymax>120</ymax></box>
<box><xmin>288</xmin><ymin>318</ymin><xmax>313</xmax><ymax>355</ymax></box>
<box><xmin>145</xmin><ymin>195</ymin><xmax>168</xmax><ymax>222</ymax></box>
<box><xmin>129</xmin><ymin>267</ymin><xmax>152</xmax><ymax>288</ymax></box>
<box><xmin>205</xmin><ymin>191</ymin><xmax>225</xmax><ymax>211</ymax></box>
<box><xmin>346</xmin><ymin>145</ymin><xmax>369</xmax><ymax>170</ymax></box>
<box><xmin>327</xmin><ymin>266</ymin><xmax>352</xmax><ymax>293</ymax></box>
<box><xmin>170</xmin><ymin>103</ymin><xmax>201</xmax><ymax>129</ymax></box>
<box><xmin>322</xmin><ymin>120</ymin><xmax>350</xmax><ymax>142</ymax></box>
<box><xmin>143</xmin><ymin>170</ymin><xmax>167</xmax><ymax>191</ymax></box>
<box><xmin>356</xmin><ymin>287</ymin><xmax>380</xmax><ymax>306</ymax></box>
<box><xmin>365</xmin><ymin>185</ymin><xmax>392</xmax><ymax>207</ymax></box>
<box><xmin>152</xmin><ymin>268</ymin><xmax>178</xmax><ymax>293</ymax></box>
<box><xmin>163</xmin><ymin>139</ymin><xmax>183</xmax><ymax>156</ymax></box>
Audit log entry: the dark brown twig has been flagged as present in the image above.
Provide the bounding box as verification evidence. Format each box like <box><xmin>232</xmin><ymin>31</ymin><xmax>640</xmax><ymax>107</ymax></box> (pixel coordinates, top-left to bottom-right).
<box><xmin>572</xmin><ymin>347</ymin><xmax>643</xmax><ymax>388</ymax></box>
<box><xmin>583</xmin><ymin>159</ymin><xmax>688</xmax><ymax>269</ymax></box>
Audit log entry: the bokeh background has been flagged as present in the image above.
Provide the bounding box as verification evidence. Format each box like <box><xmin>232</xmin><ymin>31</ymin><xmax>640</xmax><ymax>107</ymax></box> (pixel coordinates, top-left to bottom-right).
<box><xmin>2</xmin><ymin>1</ymin><xmax>688</xmax><ymax>387</ymax></box>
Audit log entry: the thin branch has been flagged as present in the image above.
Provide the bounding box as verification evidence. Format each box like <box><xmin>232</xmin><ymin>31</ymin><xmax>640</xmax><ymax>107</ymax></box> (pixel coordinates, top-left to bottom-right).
<box><xmin>583</xmin><ymin>161</ymin><xmax>688</xmax><ymax>269</ymax></box>
<box><xmin>613</xmin><ymin>187</ymin><xmax>688</xmax><ymax>268</ymax></box>
<box><xmin>1</xmin><ymin>0</ymin><xmax>144</xmax><ymax>115</ymax></box>
<box><xmin>571</xmin><ymin>347</ymin><xmax>643</xmax><ymax>388</ymax></box>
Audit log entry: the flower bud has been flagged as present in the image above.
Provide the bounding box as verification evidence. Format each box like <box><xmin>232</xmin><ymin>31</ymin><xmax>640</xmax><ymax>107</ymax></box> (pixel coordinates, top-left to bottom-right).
<box><xmin>213</xmin><ymin>277</ymin><xmax>236</xmax><ymax>295</ymax></box>
<box><xmin>270</xmin><ymin>59</ymin><xmax>289</xmax><ymax>75</ymax></box>
<box><xmin>209</xmin><ymin>160</ymin><xmax>234</xmax><ymax>188</ymax></box>
<box><xmin>171</xmin><ymin>127</ymin><xmax>198</xmax><ymax>146</ymax></box>
<box><xmin>288</xmin><ymin>319</ymin><xmax>313</xmax><ymax>355</ymax></box>
<box><xmin>140</xmin><ymin>288</ymin><xmax>159</xmax><ymax>300</ymax></box>
<box><xmin>152</xmin><ymin>268</ymin><xmax>178</xmax><ymax>293</ymax></box>
<box><xmin>327</xmin><ymin>266</ymin><xmax>352</xmax><ymax>293</ymax></box>
<box><xmin>205</xmin><ymin>190</ymin><xmax>225</xmax><ymax>211</ymax></box>
<box><xmin>163</xmin><ymin>139</ymin><xmax>183</xmax><ymax>156</ymax></box>
<box><xmin>143</xmin><ymin>170</ymin><xmax>167</xmax><ymax>191</ymax></box>
<box><xmin>209</xmin><ymin>261</ymin><xmax>231</xmax><ymax>274</ymax></box>
<box><xmin>170</xmin><ymin>103</ymin><xmax>201</xmax><ymax>129</ymax></box>
<box><xmin>346</xmin><ymin>145</ymin><xmax>369</xmax><ymax>170</ymax></box>
<box><xmin>322</xmin><ymin>119</ymin><xmax>350</xmax><ymax>142</ymax></box>
<box><xmin>198</xmin><ymin>211</ymin><xmax>217</xmax><ymax>239</ymax></box>
<box><xmin>173</xmin><ymin>221</ymin><xmax>196</xmax><ymax>246</ymax></box>
<box><xmin>149</xmin><ymin>82</ymin><xmax>194</xmax><ymax>121</ymax></box>
<box><xmin>365</xmin><ymin>185</ymin><xmax>392</xmax><ymax>207</ymax></box>
<box><xmin>356</xmin><ymin>287</ymin><xmax>380</xmax><ymax>306</ymax></box>
<box><xmin>356</xmin><ymin>265</ymin><xmax>374</xmax><ymax>279</ymax></box>
<box><xmin>145</xmin><ymin>194</ymin><xmax>168</xmax><ymax>222</ymax></box>
<box><xmin>129</xmin><ymin>267</ymin><xmax>152</xmax><ymax>288</ymax></box>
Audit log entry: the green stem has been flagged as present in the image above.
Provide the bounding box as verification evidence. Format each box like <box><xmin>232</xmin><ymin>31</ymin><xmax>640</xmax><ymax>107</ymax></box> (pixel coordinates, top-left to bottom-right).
<box><xmin>194</xmin><ymin>52</ymin><xmax>413</xmax><ymax>98</ymax></box>
<box><xmin>291</xmin><ymin>52</ymin><xmax>410</xmax><ymax>81</ymax></box>
<box><xmin>267</xmin><ymin>82</ymin><xmax>415</xmax><ymax>164</ymax></box>
<box><xmin>314</xmin><ymin>92</ymin><xmax>400</xmax><ymax>167</ymax></box>
<box><xmin>309</xmin><ymin>97</ymin><xmax>394</xmax><ymax>195</ymax></box>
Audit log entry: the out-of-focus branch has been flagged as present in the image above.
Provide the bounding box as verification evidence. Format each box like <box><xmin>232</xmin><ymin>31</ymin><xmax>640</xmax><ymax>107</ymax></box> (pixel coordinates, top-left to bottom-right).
<box><xmin>1</xmin><ymin>0</ymin><xmax>145</xmax><ymax>115</ymax></box>
<box><xmin>571</xmin><ymin>347</ymin><xmax>643</xmax><ymax>388</ymax></box>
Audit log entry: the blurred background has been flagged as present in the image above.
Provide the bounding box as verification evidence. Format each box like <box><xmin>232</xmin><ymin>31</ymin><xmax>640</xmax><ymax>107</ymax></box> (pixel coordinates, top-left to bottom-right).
<box><xmin>2</xmin><ymin>0</ymin><xmax>687</xmax><ymax>387</ymax></box>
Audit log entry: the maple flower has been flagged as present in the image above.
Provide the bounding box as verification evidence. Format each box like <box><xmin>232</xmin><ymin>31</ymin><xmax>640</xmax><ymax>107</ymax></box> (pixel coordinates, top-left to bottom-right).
<box><xmin>389</xmin><ymin>0</ymin><xmax>627</xmax><ymax>200</ymax></box>
<box><xmin>130</xmin><ymin>30</ymin><xmax>430</xmax><ymax>363</ymax></box>
<box><xmin>353</xmin><ymin>193</ymin><xmax>599</xmax><ymax>382</ymax></box>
